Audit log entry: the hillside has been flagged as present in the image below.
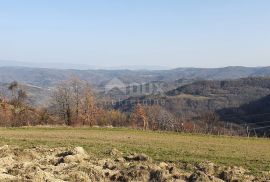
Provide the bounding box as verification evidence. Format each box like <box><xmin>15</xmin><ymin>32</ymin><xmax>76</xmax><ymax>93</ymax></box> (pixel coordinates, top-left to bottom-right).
<box><xmin>115</xmin><ymin>77</ymin><xmax>270</xmax><ymax>135</ymax></box>
<box><xmin>166</xmin><ymin>77</ymin><xmax>270</xmax><ymax>110</ymax></box>
<box><xmin>218</xmin><ymin>95</ymin><xmax>270</xmax><ymax>130</ymax></box>
<box><xmin>118</xmin><ymin>77</ymin><xmax>270</xmax><ymax>113</ymax></box>
<box><xmin>0</xmin><ymin>82</ymin><xmax>52</xmax><ymax>107</ymax></box>
<box><xmin>1</xmin><ymin>66</ymin><xmax>270</xmax><ymax>88</ymax></box>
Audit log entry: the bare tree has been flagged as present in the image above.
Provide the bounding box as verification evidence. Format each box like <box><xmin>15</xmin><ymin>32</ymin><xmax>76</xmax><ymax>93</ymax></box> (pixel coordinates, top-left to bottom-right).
<box><xmin>144</xmin><ymin>105</ymin><xmax>179</xmax><ymax>131</ymax></box>
<box><xmin>53</xmin><ymin>81</ymin><xmax>73</xmax><ymax>125</ymax></box>
<box><xmin>8</xmin><ymin>81</ymin><xmax>18</xmax><ymax>98</ymax></box>
<box><xmin>53</xmin><ymin>77</ymin><xmax>100</xmax><ymax>126</ymax></box>
<box><xmin>200</xmin><ymin>111</ymin><xmax>219</xmax><ymax>134</ymax></box>
<box><xmin>70</xmin><ymin>77</ymin><xmax>85</xmax><ymax>124</ymax></box>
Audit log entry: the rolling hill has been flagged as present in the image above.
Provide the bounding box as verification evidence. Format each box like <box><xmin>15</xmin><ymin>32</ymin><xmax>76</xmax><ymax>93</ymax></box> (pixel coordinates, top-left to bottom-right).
<box><xmin>1</xmin><ymin>66</ymin><xmax>270</xmax><ymax>89</ymax></box>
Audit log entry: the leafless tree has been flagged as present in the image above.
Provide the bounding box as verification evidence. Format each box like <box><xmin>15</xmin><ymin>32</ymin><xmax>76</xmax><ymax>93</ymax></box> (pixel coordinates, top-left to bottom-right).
<box><xmin>8</xmin><ymin>81</ymin><xmax>18</xmax><ymax>98</ymax></box>
<box><xmin>53</xmin><ymin>77</ymin><xmax>100</xmax><ymax>126</ymax></box>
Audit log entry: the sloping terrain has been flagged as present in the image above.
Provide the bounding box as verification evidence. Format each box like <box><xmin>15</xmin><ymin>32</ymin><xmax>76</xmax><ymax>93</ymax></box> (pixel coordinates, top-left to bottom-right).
<box><xmin>0</xmin><ymin>127</ymin><xmax>270</xmax><ymax>174</ymax></box>
<box><xmin>0</xmin><ymin>82</ymin><xmax>52</xmax><ymax>107</ymax></box>
<box><xmin>218</xmin><ymin>95</ymin><xmax>270</xmax><ymax>128</ymax></box>
<box><xmin>166</xmin><ymin>77</ymin><xmax>270</xmax><ymax>115</ymax></box>
<box><xmin>114</xmin><ymin>77</ymin><xmax>270</xmax><ymax>135</ymax></box>
<box><xmin>117</xmin><ymin>77</ymin><xmax>270</xmax><ymax>115</ymax></box>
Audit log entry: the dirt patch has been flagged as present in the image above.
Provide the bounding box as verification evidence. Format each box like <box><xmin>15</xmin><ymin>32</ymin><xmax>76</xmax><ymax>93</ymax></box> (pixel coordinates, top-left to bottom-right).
<box><xmin>0</xmin><ymin>145</ymin><xmax>269</xmax><ymax>181</ymax></box>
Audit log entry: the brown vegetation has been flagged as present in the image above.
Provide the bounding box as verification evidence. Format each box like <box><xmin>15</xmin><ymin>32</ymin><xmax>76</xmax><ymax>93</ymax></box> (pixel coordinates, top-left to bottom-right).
<box><xmin>0</xmin><ymin>78</ymin><xmax>248</xmax><ymax>137</ymax></box>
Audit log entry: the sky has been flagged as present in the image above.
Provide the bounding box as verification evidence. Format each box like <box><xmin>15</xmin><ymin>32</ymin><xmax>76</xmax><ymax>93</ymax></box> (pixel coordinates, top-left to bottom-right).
<box><xmin>0</xmin><ymin>0</ymin><xmax>269</xmax><ymax>69</ymax></box>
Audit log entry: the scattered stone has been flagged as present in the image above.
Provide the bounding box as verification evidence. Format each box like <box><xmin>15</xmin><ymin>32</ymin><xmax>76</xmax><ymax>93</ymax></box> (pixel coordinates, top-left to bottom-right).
<box><xmin>0</xmin><ymin>173</ymin><xmax>17</xmax><ymax>181</ymax></box>
<box><xmin>198</xmin><ymin>161</ymin><xmax>216</xmax><ymax>175</ymax></box>
<box><xmin>0</xmin><ymin>145</ymin><xmax>263</xmax><ymax>182</ymax></box>
<box><xmin>125</xmin><ymin>153</ymin><xmax>151</xmax><ymax>161</ymax></box>
<box><xmin>115</xmin><ymin>157</ymin><xmax>125</xmax><ymax>163</ymax></box>
<box><xmin>186</xmin><ymin>163</ymin><xmax>196</xmax><ymax>171</ymax></box>
<box><xmin>63</xmin><ymin>154</ymin><xmax>83</xmax><ymax>163</ymax></box>
<box><xmin>149</xmin><ymin>168</ymin><xmax>172</xmax><ymax>182</ymax></box>
<box><xmin>0</xmin><ymin>156</ymin><xmax>14</xmax><ymax>168</ymax></box>
<box><xmin>0</xmin><ymin>145</ymin><xmax>9</xmax><ymax>151</ymax></box>
<box><xmin>110</xmin><ymin>148</ymin><xmax>123</xmax><ymax>157</ymax></box>
<box><xmin>159</xmin><ymin>162</ymin><xmax>169</xmax><ymax>169</ymax></box>
<box><xmin>104</xmin><ymin>160</ymin><xmax>117</xmax><ymax>170</ymax></box>
<box><xmin>189</xmin><ymin>171</ymin><xmax>210</xmax><ymax>182</ymax></box>
<box><xmin>73</xmin><ymin>147</ymin><xmax>87</xmax><ymax>155</ymax></box>
<box><xmin>219</xmin><ymin>166</ymin><xmax>253</xmax><ymax>181</ymax></box>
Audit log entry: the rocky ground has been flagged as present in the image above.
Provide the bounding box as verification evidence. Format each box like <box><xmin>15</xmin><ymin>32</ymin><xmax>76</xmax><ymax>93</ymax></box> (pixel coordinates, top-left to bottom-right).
<box><xmin>0</xmin><ymin>145</ymin><xmax>269</xmax><ymax>182</ymax></box>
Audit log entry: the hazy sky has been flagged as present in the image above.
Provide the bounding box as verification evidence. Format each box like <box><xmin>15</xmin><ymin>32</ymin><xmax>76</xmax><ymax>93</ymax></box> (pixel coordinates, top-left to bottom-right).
<box><xmin>0</xmin><ymin>0</ymin><xmax>269</xmax><ymax>68</ymax></box>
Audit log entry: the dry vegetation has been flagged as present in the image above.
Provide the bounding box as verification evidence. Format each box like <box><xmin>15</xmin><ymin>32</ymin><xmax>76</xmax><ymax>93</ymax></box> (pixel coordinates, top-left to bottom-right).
<box><xmin>0</xmin><ymin>78</ymin><xmax>245</xmax><ymax>136</ymax></box>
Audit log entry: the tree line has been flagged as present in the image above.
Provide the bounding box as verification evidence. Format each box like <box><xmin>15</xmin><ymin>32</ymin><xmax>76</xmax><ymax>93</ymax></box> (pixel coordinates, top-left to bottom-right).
<box><xmin>0</xmin><ymin>78</ymin><xmax>246</xmax><ymax>136</ymax></box>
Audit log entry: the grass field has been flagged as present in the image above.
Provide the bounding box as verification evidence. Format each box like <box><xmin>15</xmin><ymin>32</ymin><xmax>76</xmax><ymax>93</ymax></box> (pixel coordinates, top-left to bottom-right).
<box><xmin>0</xmin><ymin>127</ymin><xmax>269</xmax><ymax>174</ymax></box>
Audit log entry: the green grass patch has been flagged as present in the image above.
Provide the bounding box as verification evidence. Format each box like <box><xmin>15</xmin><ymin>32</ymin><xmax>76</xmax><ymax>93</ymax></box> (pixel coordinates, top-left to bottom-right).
<box><xmin>0</xmin><ymin>127</ymin><xmax>269</xmax><ymax>174</ymax></box>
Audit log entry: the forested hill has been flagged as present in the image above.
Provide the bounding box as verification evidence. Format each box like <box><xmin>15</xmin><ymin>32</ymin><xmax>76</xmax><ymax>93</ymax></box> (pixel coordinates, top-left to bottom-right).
<box><xmin>165</xmin><ymin>77</ymin><xmax>270</xmax><ymax>112</ymax></box>
<box><xmin>167</xmin><ymin>77</ymin><xmax>270</xmax><ymax>97</ymax></box>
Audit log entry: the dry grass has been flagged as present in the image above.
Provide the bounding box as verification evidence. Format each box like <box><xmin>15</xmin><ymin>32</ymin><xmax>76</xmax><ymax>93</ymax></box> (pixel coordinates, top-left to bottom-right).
<box><xmin>0</xmin><ymin>127</ymin><xmax>269</xmax><ymax>174</ymax></box>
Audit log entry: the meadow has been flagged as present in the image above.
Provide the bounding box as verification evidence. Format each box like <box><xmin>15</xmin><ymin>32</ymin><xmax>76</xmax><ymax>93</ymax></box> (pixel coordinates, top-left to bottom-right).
<box><xmin>0</xmin><ymin>127</ymin><xmax>269</xmax><ymax>174</ymax></box>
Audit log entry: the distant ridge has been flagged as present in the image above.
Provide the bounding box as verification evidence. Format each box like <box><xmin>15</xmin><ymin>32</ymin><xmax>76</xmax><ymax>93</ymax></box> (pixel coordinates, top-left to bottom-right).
<box><xmin>0</xmin><ymin>60</ymin><xmax>170</xmax><ymax>70</ymax></box>
<box><xmin>0</xmin><ymin>65</ymin><xmax>270</xmax><ymax>87</ymax></box>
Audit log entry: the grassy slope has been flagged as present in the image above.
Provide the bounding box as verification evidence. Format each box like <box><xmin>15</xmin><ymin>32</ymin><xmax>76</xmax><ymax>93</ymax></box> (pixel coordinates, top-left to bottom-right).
<box><xmin>0</xmin><ymin>127</ymin><xmax>269</xmax><ymax>174</ymax></box>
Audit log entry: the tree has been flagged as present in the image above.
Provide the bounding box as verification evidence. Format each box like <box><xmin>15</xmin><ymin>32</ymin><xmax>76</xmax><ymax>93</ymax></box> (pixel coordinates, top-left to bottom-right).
<box><xmin>70</xmin><ymin>76</ymin><xmax>83</xmax><ymax>124</ymax></box>
<box><xmin>37</xmin><ymin>108</ymin><xmax>50</xmax><ymax>125</ymax></box>
<box><xmin>200</xmin><ymin>111</ymin><xmax>219</xmax><ymax>134</ymax></box>
<box><xmin>0</xmin><ymin>98</ymin><xmax>12</xmax><ymax>126</ymax></box>
<box><xmin>7</xmin><ymin>81</ymin><xmax>27</xmax><ymax>108</ymax></box>
<box><xmin>8</xmin><ymin>81</ymin><xmax>18</xmax><ymax>98</ymax></box>
<box><xmin>80</xmin><ymin>84</ymin><xmax>100</xmax><ymax>126</ymax></box>
<box><xmin>130</xmin><ymin>104</ymin><xmax>148</xmax><ymax>130</ymax></box>
<box><xmin>17</xmin><ymin>89</ymin><xmax>27</xmax><ymax>106</ymax></box>
<box><xmin>144</xmin><ymin>105</ymin><xmax>180</xmax><ymax>131</ymax></box>
<box><xmin>98</xmin><ymin>110</ymin><xmax>127</xmax><ymax>127</ymax></box>
<box><xmin>144</xmin><ymin>105</ymin><xmax>161</xmax><ymax>130</ymax></box>
<box><xmin>53</xmin><ymin>81</ymin><xmax>73</xmax><ymax>125</ymax></box>
<box><xmin>6</xmin><ymin>81</ymin><xmax>30</xmax><ymax>126</ymax></box>
<box><xmin>53</xmin><ymin>77</ymin><xmax>100</xmax><ymax>126</ymax></box>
